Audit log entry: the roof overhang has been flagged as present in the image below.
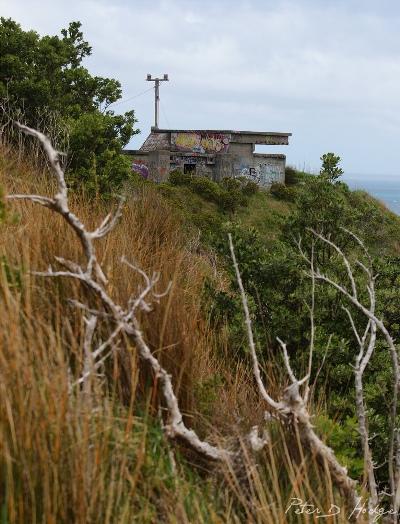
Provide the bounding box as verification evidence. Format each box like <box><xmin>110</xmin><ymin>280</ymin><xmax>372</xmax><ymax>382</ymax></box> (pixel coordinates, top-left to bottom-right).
<box><xmin>151</xmin><ymin>128</ymin><xmax>291</xmax><ymax>146</ymax></box>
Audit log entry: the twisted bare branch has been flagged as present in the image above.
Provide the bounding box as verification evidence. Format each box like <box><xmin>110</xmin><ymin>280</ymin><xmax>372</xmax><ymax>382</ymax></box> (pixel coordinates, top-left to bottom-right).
<box><xmin>228</xmin><ymin>233</ymin><xmax>360</xmax><ymax>513</ymax></box>
<box><xmin>301</xmin><ymin>228</ymin><xmax>400</xmax><ymax>518</ymax></box>
<box><xmin>8</xmin><ymin>122</ymin><xmax>234</xmax><ymax>463</ymax></box>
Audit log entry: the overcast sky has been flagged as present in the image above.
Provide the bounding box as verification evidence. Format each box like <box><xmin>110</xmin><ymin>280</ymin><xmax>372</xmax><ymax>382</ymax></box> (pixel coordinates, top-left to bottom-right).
<box><xmin>2</xmin><ymin>0</ymin><xmax>400</xmax><ymax>177</ymax></box>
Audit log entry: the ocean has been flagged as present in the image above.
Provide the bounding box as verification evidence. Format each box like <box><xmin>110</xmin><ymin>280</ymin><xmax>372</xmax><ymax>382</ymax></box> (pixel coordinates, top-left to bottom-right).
<box><xmin>344</xmin><ymin>177</ymin><xmax>400</xmax><ymax>216</ymax></box>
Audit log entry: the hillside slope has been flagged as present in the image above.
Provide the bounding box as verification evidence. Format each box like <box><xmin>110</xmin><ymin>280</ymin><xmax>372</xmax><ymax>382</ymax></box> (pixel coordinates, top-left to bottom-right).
<box><xmin>1</xmin><ymin>147</ymin><xmax>400</xmax><ymax>522</ymax></box>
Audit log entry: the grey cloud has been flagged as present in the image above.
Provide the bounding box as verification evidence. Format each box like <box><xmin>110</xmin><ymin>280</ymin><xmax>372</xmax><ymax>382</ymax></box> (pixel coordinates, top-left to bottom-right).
<box><xmin>1</xmin><ymin>0</ymin><xmax>400</xmax><ymax>175</ymax></box>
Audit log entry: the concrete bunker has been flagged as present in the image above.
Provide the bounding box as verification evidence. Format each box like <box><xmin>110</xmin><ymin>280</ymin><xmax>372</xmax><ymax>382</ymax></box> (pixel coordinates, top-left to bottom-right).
<box><xmin>125</xmin><ymin>128</ymin><xmax>291</xmax><ymax>188</ymax></box>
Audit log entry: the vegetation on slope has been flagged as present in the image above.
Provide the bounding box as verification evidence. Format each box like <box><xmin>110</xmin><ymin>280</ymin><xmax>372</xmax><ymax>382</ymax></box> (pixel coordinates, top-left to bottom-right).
<box><xmin>159</xmin><ymin>161</ymin><xmax>400</xmax><ymax>488</ymax></box>
<box><xmin>0</xmin><ymin>146</ymin><xmax>362</xmax><ymax>523</ymax></box>
<box><xmin>2</xmin><ymin>126</ymin><xmax>400</xmax><ymax>521</ymax></box>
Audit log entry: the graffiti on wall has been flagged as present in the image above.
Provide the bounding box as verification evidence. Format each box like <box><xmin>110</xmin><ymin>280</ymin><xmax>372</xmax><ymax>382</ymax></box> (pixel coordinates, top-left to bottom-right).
<box><xmin>171</xmin><ymin>155</ymin><xmax>206</xmax><ymax>166</ymax></box>
<box><xmin>238</xmin><ymin>166</ymin><xmax>260</xmax><ymax>183</ymax></box>
<box><xmin>171</xmin><ymin>132</ymin><xmax>230</xmax><ymax>154</ymax></box>
<box><xmin>132</xmin><ymin>161</ymin><xmax>149</xmax><ymax>179</ymax></box>
<box><xmin>263</xmin><ymin>135</ymin><xmax>289</xmax><ymax>146</ymax></box>
<box><xmin>235</xmin><ymin>161</ymin><xmax>284</xmax><ymax>187</ymax></box>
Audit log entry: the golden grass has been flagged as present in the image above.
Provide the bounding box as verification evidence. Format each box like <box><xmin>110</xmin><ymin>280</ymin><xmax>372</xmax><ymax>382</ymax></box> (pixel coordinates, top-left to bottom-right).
<box><xmin>0</xmin><ymin>148</ymin><xmax>365</xmax><ymax>523</ymax></box>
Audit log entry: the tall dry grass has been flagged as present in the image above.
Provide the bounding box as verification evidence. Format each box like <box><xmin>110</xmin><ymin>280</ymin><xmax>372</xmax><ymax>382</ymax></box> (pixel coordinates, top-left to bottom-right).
<box><xmin>0</xmin><ymin>148</ymin><xmax>364</xmax><ymax>522</ymax></box>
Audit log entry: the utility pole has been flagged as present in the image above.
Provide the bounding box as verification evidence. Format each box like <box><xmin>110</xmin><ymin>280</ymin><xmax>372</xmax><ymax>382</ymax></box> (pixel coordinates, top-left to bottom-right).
<box><xmin>146</xmin><ymin>73</ymin><xmax>169</xmax><ymax>129</ymax></box>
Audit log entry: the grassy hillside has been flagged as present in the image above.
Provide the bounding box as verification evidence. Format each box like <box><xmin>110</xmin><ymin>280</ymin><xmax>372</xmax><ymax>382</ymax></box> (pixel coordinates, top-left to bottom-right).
<box><xmin>1</xmin><ymin>146</ymin><xmax>400</xmax><ymax>523</ymax></box>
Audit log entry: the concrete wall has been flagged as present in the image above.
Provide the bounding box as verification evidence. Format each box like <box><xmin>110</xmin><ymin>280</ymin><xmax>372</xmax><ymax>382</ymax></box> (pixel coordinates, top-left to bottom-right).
<box><xmin>214</xmin><ymin>155</ymin><xmax>233</xmax><ymax>182</ymax></box>
<box><xmin>131</xmin><ymin>153</ymin><xmax>150</xmax><ymax>179</ymax></box>
<box><xmin>170</xmin><ymin>131</ymin><xmax>231</xmax><ymax>154</ymax></box>
<box><xmin>232</xmin><ymin>154</ymin><xmax>285</xmax><ymax>188</ymax></box>
<box><xmin>232</xmin><ymin>133</ymin><xmax>289</xmax><ymax>145</ymax></box>
<box><xmin>147</xmin><ymin>150</ymin><xmax>170</xmax><ymax>183</ymax></box>
<box><xmin>130</xmin><ymin>151</ymin><xmax>286</xmax><ymax>188</ymax></box>
<box><xmin>169</xmin><ymin>153</ymin><xmax>215</xmax><ymax>178</ymax></box>
<box><xmin>131</xmin><ymin>150</ymin><xmax>170</xmax><ymax>183</ymax></box>
<box><xmin>128</xmin><ymin>130</ymin><xmax>288</xmax><ymax>188</ymax></box>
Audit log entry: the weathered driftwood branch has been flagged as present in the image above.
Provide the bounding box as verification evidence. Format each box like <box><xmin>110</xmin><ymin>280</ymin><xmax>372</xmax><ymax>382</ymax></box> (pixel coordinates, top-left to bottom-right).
<box><xmin>7</xmin><ymin>122</ymin><xmax>233</xmax><ymax>463</ymax></box>
<box><xmin>301</xmin><ymin>228</ymin><xmax>400</xmax><ymax>520</ymax></box>
<box><xmin>228</xmin><ymin>233</ymin><xmax>360</xmax><ymax>514</ymax></box>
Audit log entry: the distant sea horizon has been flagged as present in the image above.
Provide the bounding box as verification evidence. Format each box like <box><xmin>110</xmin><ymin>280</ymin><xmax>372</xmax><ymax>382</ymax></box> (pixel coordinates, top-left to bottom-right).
<box><xmin>343</xmin><ymin>175</ymin><xmax>400</xmax><ymax>216</ymax></box>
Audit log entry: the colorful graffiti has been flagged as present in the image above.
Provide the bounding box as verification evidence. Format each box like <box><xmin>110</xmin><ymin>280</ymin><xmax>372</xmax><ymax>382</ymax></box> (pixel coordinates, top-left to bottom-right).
<box><xmin>171</xmin><ymin>155</ymin><xmax>207</xmax><ymax>166</ymax></box>
<box><xmin>239</xmin><ymin>166</ymin><xmax>260</xmax><ymax>183</ymax></box>
<box><xmin>171</xmin><ymin>132</ymin><xmax>230</xmax><ymax>154</ymax></box>
<box><xmin>132</xmin><ymin>161</ymin><xmax>149</xmax><ymax>179</ymax></box>
<box><xmin>235</xmin><ymin>161</ymin><xmax>284</xmax><ymax>187</ymax></box>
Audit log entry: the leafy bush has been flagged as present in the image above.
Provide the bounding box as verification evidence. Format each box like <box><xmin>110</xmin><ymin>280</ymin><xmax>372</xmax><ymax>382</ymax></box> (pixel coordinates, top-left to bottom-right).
<box><xmin>190</xmin><ymin>176</ymin><xmax>223</xmax><ymax>202</ymax></box>
<box><xmin>314</xmin><ymin>415</ymin><xmax>364</xmax><ymax>478</ymax></box>
<box><xmin>67</xmin><ymin>113</ymin><xmax>134</xmax><ymax>195</ymax></box>
<box><xmin>219</xmin><ymin>177</ymin><xmax>248</xmax><ymax>210</ymax></box>
<box><xmin>220</xmin><ymin>177</ymin><xmax>242</xmax><ymax>192</ymax></box>
<box><xmin>217</xmin><ymin>191</ymin><xmax>244</xmax><ymax>212</ymax></box>
<box><xmin>270</xmin><ymin>182</ymin><xmax>296</xmax><ymax>202</ymax></box>
<box><xmin>242</xmin><ymin>180</ymin><xmax>259</xmax><ymax>196</ymax></box>
<box><xmin>167</xmin><ymin>174</ymin><xmax>252</xmax><ymax>213</ymax></box>
<box><xmin>320</xmin><ymin>152</ymin><xmax>344</xmax><ymax>183</ymax></box>
<box><xmin>0</xmin><ymin>255</ymin><xmax>22</xmax><ymax>290</ymax></box>
<box><xmin>168</xmin><ymin>170</ymin><xmax>193</xmax><ymax>186</ymax></box>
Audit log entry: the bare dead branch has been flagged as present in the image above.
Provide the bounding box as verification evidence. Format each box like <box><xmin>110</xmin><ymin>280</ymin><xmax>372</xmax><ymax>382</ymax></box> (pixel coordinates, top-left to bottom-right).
<box><xmin>305</xmin><ymin>228</ymin><xmax>400</xmax><ymax>516</ymax></box>
<box><xmin>9</xmin><ymin>122</ymin><xmax>233</xmax><ymax>463</ymax></box>
<box><xmin>228</xmin><ymin>233</ymin><xmax>360</xmax><ymax>513</ymax></box>
<box><xmin>228</xmin><ymin>233</ymin><xmax>282</xmax><ymax>412</ymax></box>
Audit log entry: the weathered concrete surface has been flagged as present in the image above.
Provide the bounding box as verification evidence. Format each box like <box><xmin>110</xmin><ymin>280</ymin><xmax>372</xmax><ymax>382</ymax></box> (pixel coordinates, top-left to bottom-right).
<box><xmin>125</xmin><ymin>128</ymin><xmax>291</xmax><ymax>188</ymax></box>
<box><xmin>235</xmin><ymin>154</ymin><xmax>286</xmax><ymax>186</ymax></box>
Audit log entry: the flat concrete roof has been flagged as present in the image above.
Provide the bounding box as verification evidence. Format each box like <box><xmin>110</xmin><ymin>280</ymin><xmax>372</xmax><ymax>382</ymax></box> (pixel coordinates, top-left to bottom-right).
<box><xmin>254</xmin><ymin>153</ymin><xmax>286</xmax><ymax>159</ymax></box>
<box><xmin>151</xmin><ymin>127</ymin><xmax>292</xmax><ymax>137</ymax></box>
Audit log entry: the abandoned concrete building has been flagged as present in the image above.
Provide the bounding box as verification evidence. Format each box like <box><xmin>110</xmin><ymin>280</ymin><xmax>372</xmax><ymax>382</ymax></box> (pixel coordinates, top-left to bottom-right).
<box><xmin>125</xmin><ymin>128</ymin><xmax>291</xmax><ymax>188</ymax></box>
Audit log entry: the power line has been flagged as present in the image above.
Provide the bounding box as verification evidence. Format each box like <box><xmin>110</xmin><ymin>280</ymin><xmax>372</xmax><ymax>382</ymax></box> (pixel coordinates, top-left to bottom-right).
<box><xmin>108</xmin><ymin>86</ymin><xmax>154</xmax><ymax>108</ymax></box>
<box><xmin>160</xmin><ymin>99</ymin><xmax>171</xmax><ymax>129</ymax></box>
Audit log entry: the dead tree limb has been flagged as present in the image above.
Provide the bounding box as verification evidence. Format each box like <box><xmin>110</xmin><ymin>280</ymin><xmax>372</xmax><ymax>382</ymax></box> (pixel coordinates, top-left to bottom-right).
<box><xmin>228</xmin><ymin>233</ymin><xmax>360</xmax><ymax>514</ymax></box>
<box><xmin>7</xmin><ymin>122</ymin><xmax>232</xmax><ymax>463</ymax></box>
<box><xmin>300</xmin><ymin>228</ymin><xmax>400</xmax><ymax>519</ymax></box>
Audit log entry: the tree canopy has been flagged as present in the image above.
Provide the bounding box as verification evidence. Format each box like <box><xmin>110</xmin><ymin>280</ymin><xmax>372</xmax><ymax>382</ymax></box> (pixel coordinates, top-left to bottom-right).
<box><xmin>0</xmin><ymin>18</ymin><xmax>139</xmax><ymax>194</ymax></box>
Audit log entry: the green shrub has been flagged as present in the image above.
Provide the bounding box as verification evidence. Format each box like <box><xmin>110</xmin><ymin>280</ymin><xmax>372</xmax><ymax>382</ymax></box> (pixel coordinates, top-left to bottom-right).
<box><xmin>167</xmin><ymin>174</ymin><xmax>253</xmax><ymax>213</ymax></box>
<box><xmin>218</xmin><ymin>191</ymin><xmax>246</xmax><ymax>212</ymax></box>
<box><xmin>320</xmin><ymin>152</ymin><xmax>344</xmax><ymax>183</ymax></box>
<box><xmin>242</xmin><ymin>180</ymin><xmax>259</xmax><ymax>196</ymax></box>
<box><xmin>270</xmin><ymin>182</ymin><xmax>296</xmax><ymax>202</ymax></box>
<box><xmin>0</xmin><ymin>256</ymin><xmax>22</xmax><ymax>290</ymax></box>
<box><xmin>168</xmin><ymin>170</ymin><xmax>192</xmax><ymax>186</ymax></box>
<box><xmin>220</xmin><ymin>177</ymin><xmax>242</xmax><ymax>192</ymax></box>
<box><xmin>190</xmin><ymin>176</ymin><xmax>222</xmax><ymax>202</ymax></box>
<box><xmin>314</xmin><ymin>415</ymin><xmax>364</xmax><ymax>478</ymax></box>
<box><xmin>1</xmin><ymin>19</ymin><xmax>139</xmax><ymax>196</ymax></box>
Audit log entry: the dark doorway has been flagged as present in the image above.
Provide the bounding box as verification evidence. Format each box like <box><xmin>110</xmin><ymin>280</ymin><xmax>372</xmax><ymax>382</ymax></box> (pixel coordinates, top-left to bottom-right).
<box><xmin>183</xmin><ymin>164</ymin><xmax>196</xmax><ymax>175</ymax></box>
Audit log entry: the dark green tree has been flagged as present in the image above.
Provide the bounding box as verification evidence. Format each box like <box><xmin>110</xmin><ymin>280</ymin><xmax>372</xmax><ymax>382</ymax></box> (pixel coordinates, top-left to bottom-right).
<box><xmin>0</xmin><ymin>18</ymin><xmax>139</xmax><ymax>194</ymax></box>
<box><xmin>319</xmin><ymin>152</ymin><xmax>344</xmax><ymax>183</ymax></box>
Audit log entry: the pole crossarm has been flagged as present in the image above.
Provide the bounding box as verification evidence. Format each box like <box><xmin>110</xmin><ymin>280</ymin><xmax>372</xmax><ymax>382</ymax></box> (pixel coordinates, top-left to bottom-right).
<box><xmin>146</xmin><ymin>74</ymin><xmax>169</xmax><ymax>129</ymax></box>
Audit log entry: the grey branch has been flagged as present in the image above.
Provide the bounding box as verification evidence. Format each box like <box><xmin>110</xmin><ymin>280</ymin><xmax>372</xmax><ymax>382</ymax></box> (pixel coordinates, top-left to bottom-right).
<box><xmin>305</xmin><ymin>228</ymin><xmax>400</xmax><ymax>518</ymax></box>
<box><xmin>9</xmin><ymin>122</ymin><xmax>234</xmax><ymax>463</ymax></box>
<box><xmin>228</xmin><ymin>233</ymin><xmax>360</xmax><ymax>513</ymax></box>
